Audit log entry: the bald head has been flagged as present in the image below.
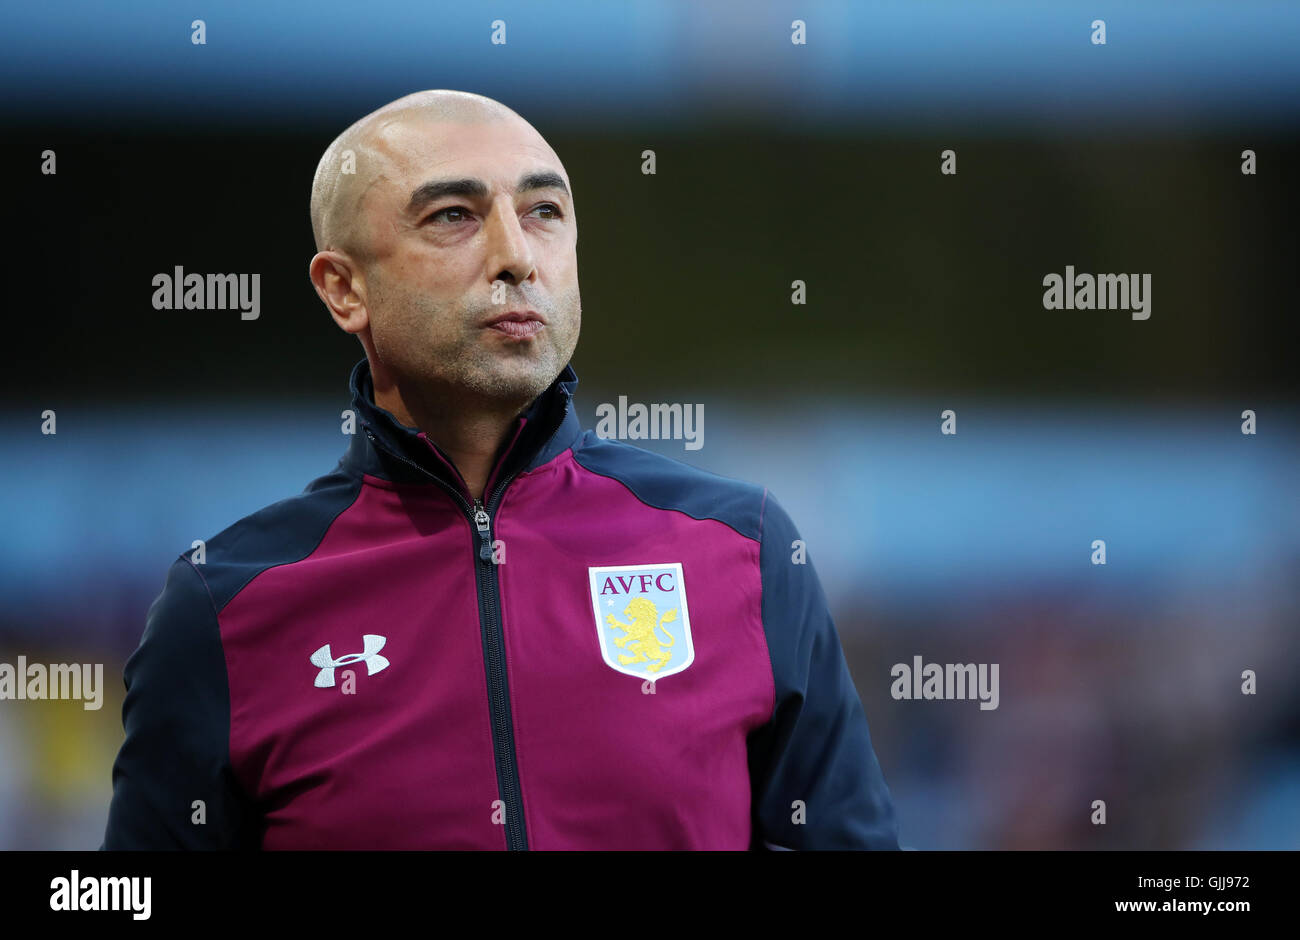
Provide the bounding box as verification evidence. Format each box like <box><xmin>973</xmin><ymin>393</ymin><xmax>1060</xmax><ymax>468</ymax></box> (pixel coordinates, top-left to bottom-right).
<box><xmin>309</xmin><ymin>90</ymin><xmax>531</xmax><ymax>262</ymax></box>
<box><xmin>307</xmin><ymin>88</ymin><xmax>581</xmax><ymax>432</ymax></box>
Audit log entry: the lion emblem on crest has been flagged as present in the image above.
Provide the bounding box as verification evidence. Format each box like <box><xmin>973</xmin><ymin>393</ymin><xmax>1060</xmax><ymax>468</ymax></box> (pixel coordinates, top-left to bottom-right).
<box><xmin>604</xmin><ymin>596</ymin><xmax>679</xmax><ymax>673</ymax></box>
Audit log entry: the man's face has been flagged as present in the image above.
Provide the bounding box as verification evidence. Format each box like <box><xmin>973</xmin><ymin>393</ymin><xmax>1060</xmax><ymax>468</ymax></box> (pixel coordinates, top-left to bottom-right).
<box><xmin>357</xmin><ymin>115</ymin><xmax>580</xmax><ymax>406</ymax></box>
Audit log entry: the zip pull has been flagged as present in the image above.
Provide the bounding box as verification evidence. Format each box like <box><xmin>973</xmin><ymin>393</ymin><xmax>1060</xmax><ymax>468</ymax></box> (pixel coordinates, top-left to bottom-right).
<box><xmin>473</xmin><ymin>500</ymin><xmax>493</xmax><ymax>562</ymax></box>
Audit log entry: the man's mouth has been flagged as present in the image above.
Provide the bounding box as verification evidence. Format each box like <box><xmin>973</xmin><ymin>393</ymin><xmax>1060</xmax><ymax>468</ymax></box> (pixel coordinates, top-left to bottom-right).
<box><xmin>483</xmin><ymin>310</ymin><xmax>545</xmax><ymax>339</ymax></box>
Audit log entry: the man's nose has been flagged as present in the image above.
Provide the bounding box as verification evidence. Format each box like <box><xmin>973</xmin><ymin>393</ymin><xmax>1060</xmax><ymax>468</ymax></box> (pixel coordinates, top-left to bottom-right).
<box><xmin>484</xmin><ymin>197</ymin><xmax>536</xmax><ymax>286</ymax></box>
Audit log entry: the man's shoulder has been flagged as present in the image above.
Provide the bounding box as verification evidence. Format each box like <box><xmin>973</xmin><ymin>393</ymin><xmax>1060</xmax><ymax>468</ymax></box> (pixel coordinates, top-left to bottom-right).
<box><xmin>569</xmin><ymin>431</ymin><xmax>767</xmax><ymax>541</ymax></box>
<box><xmin>161</xmin><ymin>465</ymin><xmax>363</xmax><ymax>615</ymax></box>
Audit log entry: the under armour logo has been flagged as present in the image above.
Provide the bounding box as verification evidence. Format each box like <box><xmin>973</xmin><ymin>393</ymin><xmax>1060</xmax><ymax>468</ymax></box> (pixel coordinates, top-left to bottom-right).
<box><xmin>310</xmin><ymin>635</ymin><xmax>390</xmax><ymax>688</ymax></box>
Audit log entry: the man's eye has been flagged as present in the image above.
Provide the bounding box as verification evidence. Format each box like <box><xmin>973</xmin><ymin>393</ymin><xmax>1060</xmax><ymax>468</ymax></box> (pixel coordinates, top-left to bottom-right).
<box><xmin>429</xmin><ymin>206</ymin><xmax>471</xmax><ymax>223</ymax></box>
<box><xmin>533</xmin><ymin>203</ymin><xmax>563</xmax><ymax>219</ymax></box>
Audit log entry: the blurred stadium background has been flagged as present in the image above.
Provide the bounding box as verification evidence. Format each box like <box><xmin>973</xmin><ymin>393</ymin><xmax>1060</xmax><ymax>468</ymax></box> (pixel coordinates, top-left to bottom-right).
<box><xmin>4</xmin><ymin>0</ymin><xmax>1298</xmax><ymax>848</ymax></box>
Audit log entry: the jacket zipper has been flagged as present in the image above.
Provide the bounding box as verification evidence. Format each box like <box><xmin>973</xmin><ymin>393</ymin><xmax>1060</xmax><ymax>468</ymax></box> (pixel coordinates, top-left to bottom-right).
<box><xmin>362</xmin><ymin>427</ymin><xmax>541</xmax><ymax>850</ymax></box>
<box><xmin>471</xmin><ymin>487</ymin><xmax>527</xmax><ymax>850</ymax></box>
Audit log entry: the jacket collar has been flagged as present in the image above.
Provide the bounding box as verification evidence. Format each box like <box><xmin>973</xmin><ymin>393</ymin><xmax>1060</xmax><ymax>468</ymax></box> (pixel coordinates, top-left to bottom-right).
<box><xmin>340</xmin><ymin>356</ymin><xmax>583</xmax><ymax>502</ymax></box>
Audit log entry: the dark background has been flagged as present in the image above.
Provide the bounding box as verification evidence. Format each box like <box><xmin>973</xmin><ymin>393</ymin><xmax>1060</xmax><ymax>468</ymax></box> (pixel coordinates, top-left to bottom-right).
<box><xmin>14</xmin><ymin>130</ymin><xmax>1299</xmax><ymax>402</ymax></box>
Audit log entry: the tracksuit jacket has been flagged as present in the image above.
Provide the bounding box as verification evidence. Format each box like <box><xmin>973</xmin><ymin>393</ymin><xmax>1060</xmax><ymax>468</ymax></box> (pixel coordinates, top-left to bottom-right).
<box><xmin>101</xmin><ymin>356</ymin><xmax>899</xmax><ymax>850</ymax></box>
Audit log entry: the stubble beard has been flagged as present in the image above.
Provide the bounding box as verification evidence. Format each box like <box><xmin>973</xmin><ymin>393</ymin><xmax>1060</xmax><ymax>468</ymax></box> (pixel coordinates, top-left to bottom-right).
<box><xmin>378</xmin><ymin>283</ymin><xmax>578</xmax><ymax>412</ymax></box>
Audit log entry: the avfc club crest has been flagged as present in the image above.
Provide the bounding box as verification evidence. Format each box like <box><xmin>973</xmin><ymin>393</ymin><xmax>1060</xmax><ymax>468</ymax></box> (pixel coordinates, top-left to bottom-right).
<box><xmin>588</xmin><ymin>563</ymin><xmax>695</xmax><ymax>680</ymax></box>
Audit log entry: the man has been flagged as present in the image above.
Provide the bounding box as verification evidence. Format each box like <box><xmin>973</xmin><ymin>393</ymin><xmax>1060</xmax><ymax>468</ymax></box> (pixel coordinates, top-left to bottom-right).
<box><xmin>101</xmin><ymin>90</ymin><xmax>899</xmax><ymax>850</ymax></box>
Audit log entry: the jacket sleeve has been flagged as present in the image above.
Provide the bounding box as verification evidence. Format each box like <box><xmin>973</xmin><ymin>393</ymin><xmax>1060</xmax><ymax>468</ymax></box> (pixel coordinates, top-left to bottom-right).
<box><xmin>747</xmin><ymin>491</ymin><xmax>900</xmax><ymax>850</ymax></box>
<box><xmin>101</xmin><ymin>555</ymin><xmax>260</xmax><ymax>849</ymax></box>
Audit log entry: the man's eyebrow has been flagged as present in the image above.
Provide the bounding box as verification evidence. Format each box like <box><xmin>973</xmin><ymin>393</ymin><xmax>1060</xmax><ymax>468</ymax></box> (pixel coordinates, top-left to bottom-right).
<box><xmin>405</xmin><ymin>170</ymin><xmax>570</xmax><ymax>216</ymax></box>
<box><xmin>516</xmin><ymin>170</ymin><xmax>569</xmax><ymax>197</ymax></box>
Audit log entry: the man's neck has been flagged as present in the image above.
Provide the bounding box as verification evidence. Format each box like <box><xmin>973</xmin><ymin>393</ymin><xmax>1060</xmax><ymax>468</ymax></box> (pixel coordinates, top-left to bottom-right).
<box><xmin>373</xmin><ymin>379</ymin><xmax>530</xmax><ymax>503</ymax></box>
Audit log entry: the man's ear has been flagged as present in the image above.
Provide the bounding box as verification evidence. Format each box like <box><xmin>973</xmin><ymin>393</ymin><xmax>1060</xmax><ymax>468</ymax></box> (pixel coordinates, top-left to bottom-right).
<box><xmin>310</xmin><ymin>251</ymin><xmax>369</xmax><ymax>335</ymax></box>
